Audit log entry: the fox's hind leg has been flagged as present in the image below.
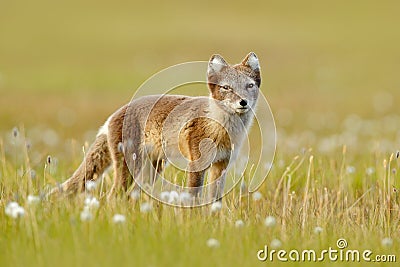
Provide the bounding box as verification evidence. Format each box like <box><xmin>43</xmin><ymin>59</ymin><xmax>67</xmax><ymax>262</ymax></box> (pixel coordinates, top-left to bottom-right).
<box><xmin>48</xmin><ymin>134</ymin><xmax>111</xmax><ymax>197</ymax></box>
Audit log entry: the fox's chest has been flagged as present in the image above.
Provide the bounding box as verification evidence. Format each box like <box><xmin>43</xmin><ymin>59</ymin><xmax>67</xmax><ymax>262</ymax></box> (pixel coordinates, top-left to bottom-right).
<box><xmin>175</xmin><ymin>115</ymin><xmax>247</xmax><ymax>163</ymax></box>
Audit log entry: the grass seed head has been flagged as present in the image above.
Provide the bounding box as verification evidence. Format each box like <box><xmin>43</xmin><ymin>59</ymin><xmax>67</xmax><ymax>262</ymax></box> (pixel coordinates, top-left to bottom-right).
<box><xmin>314</xmin><ymin>226</ymin><xmax>323</xmax><ymax>234</ymax></box>
<box><xmin>130</xmin><ymin>190</ymin><xmax>141</xmax><ymax>200</ymax></box>
<box><xmin>179</xmin><ymin>192</ymin><xmax>192</xmax><ymax>204</ymax></box>
<box><xmin>210</xmin><ymin>201</ymin><xmax>222</xmax><ymax>213</ymax></box>
<box><xmin>140</xmin><ymin>202</ymin><xmax>152</xmax><ymax>213</ymax></box>
<box><xmin>381</xmin><ymin>237</ymin><xmax>393</xmax><ymax>247</ymax></box>
<box><xmin>85</xmin><ymin>181</ymin><xmax>97</xmax><ymax>192</ymax></box>
<box><xmin>206</xmin><ymin>238</ymin><xmax>220</xmax><ymax>248</ymax></box>
<box><xmin>235</xmin><ymin>220</ymin><xmax>245</xmax><ymax>228</ymax></box>
<box><xmin>264</xmin><ymin>216</ymin><xmax>277</xmax><ymax>227</ymax></box>
<box><xmin>346</xmin><ymin>166</ymin><xmax>356</xmax><ymax>174</ymax></box>
<box><xmin>5</xmin><ymin>202</ymin><xmax>25</xmax><ymax>218</ymax></box>
<box><xmin>160</xmin><ymin>191</ymin><xmax>170</xmax><ymax>202</ymax></box>
<box><xmin>252</xmin><ymin>191</ymin><xmax>263</xmax><ymax>201</ymax></box>
<box><xmin>27</xmin><ymin>195</ymin><xmax>40</xmax><ymax>205</ymax></box>
<box><xmin>168</xmin><ymin>191</ymin><xmax>179</xmax><ymax>204</ymax></box>
<box><xmin>84</xmin><ymin>196</ymin><xmax>100</xmax><ymax>209</ymax></box>
<box><xmin>270</xmin><ymin>239</ymin><xmax>282</xmax><ymax>248</ymax></box>
<box><xmin>80</xmin><ymin>208</ymin><xmax>93</xmax><ymax>221</ymax></box>
<box><xmin>366</xmin><ymin>167</ymin><xmax>375</xmax><ymax>175</ymax></box>
<box><xmin>112</xmin><ymin>214</ymin><xmax>126</xmax><ymax>224</ymax></box>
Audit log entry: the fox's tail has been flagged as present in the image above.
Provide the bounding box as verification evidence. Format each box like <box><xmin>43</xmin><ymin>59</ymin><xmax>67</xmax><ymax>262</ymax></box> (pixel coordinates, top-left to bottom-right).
<box><xmin>48</xmin><ymin>134</ymin><xmax>111</xmax><ymax>196</ymax></box>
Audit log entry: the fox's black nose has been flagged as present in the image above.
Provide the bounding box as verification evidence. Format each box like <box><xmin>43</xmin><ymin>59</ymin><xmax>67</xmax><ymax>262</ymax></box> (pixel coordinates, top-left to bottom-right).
<box><xmin>239</xmin><ymin>99</ymin><xmax>248</xmax><ymax>107</ymax></box>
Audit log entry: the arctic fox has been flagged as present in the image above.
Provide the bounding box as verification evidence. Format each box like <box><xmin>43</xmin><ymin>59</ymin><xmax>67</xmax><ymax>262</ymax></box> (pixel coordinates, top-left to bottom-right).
<box><xmin>51</xmin><ymin>52</ymin><xmax>261</xmax><ymax>201</ymax></box>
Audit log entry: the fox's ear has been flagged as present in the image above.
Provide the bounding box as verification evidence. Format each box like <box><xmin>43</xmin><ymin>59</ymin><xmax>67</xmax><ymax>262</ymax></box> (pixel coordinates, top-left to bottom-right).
<box><xmin>241</xmin><ymin>52</ymin><xmax>260</xmax><ymax>72</ymax></box>
<box><xmin>208</xmin><ymin>54</ymin><xmax>228</xmax><ymax>75</ymax></box>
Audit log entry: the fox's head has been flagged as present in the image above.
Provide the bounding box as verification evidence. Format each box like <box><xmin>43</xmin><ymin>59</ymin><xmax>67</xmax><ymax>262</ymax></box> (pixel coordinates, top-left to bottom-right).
<box><xmin>207</xmin><ymin>52</ymin><xmax>261</xmax><ymax>115</ymax></box>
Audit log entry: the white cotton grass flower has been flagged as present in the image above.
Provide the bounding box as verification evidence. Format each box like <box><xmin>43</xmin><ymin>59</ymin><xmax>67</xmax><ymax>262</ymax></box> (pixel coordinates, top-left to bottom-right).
<box><xmin>381</xmin><ymin>237</ymin><xmax>393</xmax><ymax>247</ymax></box>
<box><xmin>5</xmin><ymin>202</ymin><xmax>25</xmax><ymax>218</ymax></box>
<box><xmin>130</xmin><ymin>189</ymin><xmax>141</xmax><ymax>200</ymax></box>
<box><xmin>84</xmin><ymin>196</ymin><xmax>100</xmax><ymax>209</ymax></box>
<box><xmin>160</xmin><ymin>191</ymin><xmax>192</xmax><ymax>205</ymax></box>
<box><xmin>206</xmin><ymin>238</ymin><xmax>220</xmax><ymax>248</ymax></box>
<box><xmin>252</xmin><ymin>191</ymin><xmax>263</xmax><ymax>201</ymax></box>
<box><xmin>80</xmin><ymin>207</ymin><xmax>93</xmax><ymax>221</ymax></box>
<box><xmin>168</xmin><ymin>191</ymin><xmax>180</xmax><ymax>204</ymax></box>
<box><xmin>5</xmin><ymin>202</ymin><xmax>19</xmax><ymax>214</ymax></box>
<box><xmin>346</xmin><ymin>166</ymin><xmax>356</xmax><ymax>174</ymax></box>
<box><xmin>12</xmin><ymin>206</ymin><xmax>25</xmax><ymax>218</ymax></box>
<box><xmin>210</xmin><ymin>201</ymin><xmax>222</xmax><ymax>213</ymax></box>
<box><xmin>235</xmin><ymin>219</ymin><xmax>245</xmax><ymax>228</ymax></box>
<box><xmin>85</xmin><ymin>181</ymin><xmax>97</xmax><ymax>192</ymax></box>
<box><xmin>140</xmin><ymin>202</ymin><xmax>152</xmax><ymax>213</ymax></box>
<box><xmin>270</xmin><ymin>238</ymin><xmax>282</xmax><ymax>248</ymax></box>
<box><xmin>160</xmin><ymin>191</ymin><xmax>170</xmax><ymax>202</ymax></box>
<box><xmin>264</xmin><ymin>215</ymin><xmax>277</xmax><ymax>227</ymax></box>
<box><xmin>27</xmin><ymin>195</ymin><xmax>40</xmax><ymax>205</ymax></box>
<box><xmin>366</xmin><ymin>167</ymin><xmax>375</xmax><ymax>175</ymax></box>
<box><xmin>314</xmin><ymin>226</ymin><xmax>323</xmax><ymax>234</ymax></box>
<box><xmin>179</xmin><ymin>192</ymin><xmax>192</xmax><ymax>204</ymax></box>
<box><xmin>112</xmin><ymin>214</ymin><xmax>126</xmax><ymax>224</ymax></box>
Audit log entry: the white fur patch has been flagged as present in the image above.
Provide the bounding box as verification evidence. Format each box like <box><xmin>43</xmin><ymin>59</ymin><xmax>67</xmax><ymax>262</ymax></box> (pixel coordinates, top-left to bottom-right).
<box><xmin>247</xmin><ymin>53</ymin><xmax>259</xmax><ymax>70</ymax></box>
<box><xmin>97</xmin><ymin>116</ymin><xmax>111</xmax><ymax>136</ymax></box>
<box><xmin>211</xmin><ymin>56</ymin><xmax>224</xmax><ymax>66</ymax></box>
<box><xmin>209</xmin><ymin>56</ymin><xmax>227</xmax><ymax>73</ymax></box>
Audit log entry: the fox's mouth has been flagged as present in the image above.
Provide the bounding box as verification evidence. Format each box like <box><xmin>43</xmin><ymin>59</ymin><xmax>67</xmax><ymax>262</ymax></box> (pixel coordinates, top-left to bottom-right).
<box><xmin>236</xmin><ymin>107</ymin><xmax>249</xmax><ymax>114</ymax></box>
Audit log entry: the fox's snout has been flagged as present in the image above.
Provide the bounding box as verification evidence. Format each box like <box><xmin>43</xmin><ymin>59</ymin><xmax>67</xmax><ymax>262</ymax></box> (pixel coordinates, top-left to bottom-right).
<box><xmin>234</xmin><ymin>98</ymin><xmax>250</xmax><ymax>114</ymax></box>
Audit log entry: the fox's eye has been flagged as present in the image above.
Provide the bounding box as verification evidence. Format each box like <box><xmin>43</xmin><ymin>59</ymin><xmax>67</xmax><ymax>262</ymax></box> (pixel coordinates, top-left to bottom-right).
<box><xmin>221</xmin><ymin>85</ymin><xmax>229</xmax><ymax>90</ymax></box>
<box><xmin>248</xmin><ymin>83</ymin><xmax>255</xmax><ymax>89</ymax></box>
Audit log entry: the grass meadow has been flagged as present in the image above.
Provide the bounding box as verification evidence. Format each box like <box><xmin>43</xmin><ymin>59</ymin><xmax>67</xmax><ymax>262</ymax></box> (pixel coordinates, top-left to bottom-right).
<box><xmin>1</xmin><ymin>0</ymin><xmax>400</xmax><ymax>266</ymax></box>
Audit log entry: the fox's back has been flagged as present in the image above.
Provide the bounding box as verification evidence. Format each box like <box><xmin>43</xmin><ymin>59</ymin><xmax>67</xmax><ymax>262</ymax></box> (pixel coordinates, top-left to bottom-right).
<box><xmin>123</xmin><ymin>94</ymin><xmax>229</xmax><ymax>157</ymax></box>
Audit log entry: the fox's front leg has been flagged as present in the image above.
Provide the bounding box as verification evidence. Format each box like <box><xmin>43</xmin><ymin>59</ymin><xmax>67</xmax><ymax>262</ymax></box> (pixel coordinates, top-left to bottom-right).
<box><xmin>208</xmin><ymin>160</ymin><xmax>228</xmax><ymax>201</ymax></box>
<box><xmin>187</xmin><ymin>164</ymin><xmax>206</xmax><ymax>199</ymax></box>
<box><xmin>107</xmin><ymin>139</ymin><xmax>136</xmax><ymax>199</ymax></box>
<box><xmin>108</xmin><ymin>154</ymin><xmax>133</xmax><ymax>198</ymax></box>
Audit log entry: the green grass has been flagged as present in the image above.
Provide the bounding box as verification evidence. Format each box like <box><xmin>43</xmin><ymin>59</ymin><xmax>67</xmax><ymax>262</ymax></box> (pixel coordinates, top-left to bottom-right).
<box><xmin>1</xmin><ymin>0</ymin><xmax>400</xmax><ymax>266</ymax></box>
<box><xmin>1</xmin><ymin>127</ymin><xmax>399</xmax><ymax>266</ymax></box>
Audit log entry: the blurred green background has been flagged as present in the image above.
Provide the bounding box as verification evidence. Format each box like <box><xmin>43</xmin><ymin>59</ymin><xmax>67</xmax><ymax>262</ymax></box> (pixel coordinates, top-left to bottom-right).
<box><xmin>1</xmin><ymin>0</ymin><xmax>399</xmax><ymax>141</ymax></box>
